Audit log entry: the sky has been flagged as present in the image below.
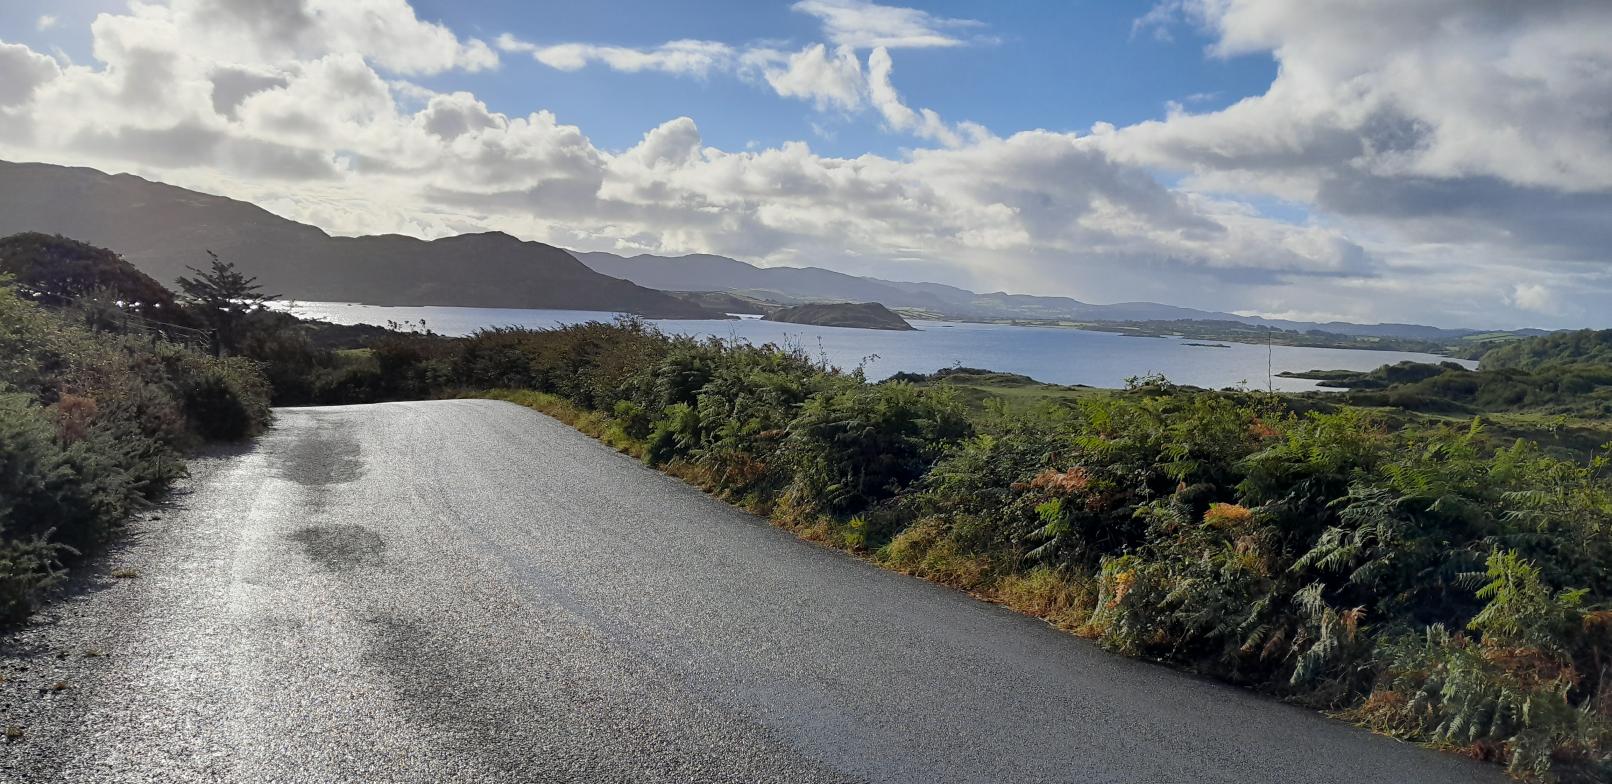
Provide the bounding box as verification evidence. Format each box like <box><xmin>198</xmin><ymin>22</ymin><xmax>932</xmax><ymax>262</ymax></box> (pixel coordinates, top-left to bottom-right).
<box><xmin>1</xmin><ymin>1</ymin><xmax>1609</xmax><ymax>329</ymax></box>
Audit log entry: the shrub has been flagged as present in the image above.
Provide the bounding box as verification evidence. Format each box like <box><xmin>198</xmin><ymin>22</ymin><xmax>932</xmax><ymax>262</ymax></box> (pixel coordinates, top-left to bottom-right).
<box><xmin>783</xmin><ymin>381</ymin><xmax>971</xmax><ymax>515</ymax></box>
<box><xmin>0</xmin><ymin>280</ymin><xmax>271</xmax><ymax>621</ymax></box>
<box><xmin>181</xmin><ymin>362</ymin><xmax>270</xmax><ymax>441</ymax></box>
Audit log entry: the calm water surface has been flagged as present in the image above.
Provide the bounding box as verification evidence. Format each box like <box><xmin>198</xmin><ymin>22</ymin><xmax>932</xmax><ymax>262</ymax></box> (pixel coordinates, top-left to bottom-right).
<box><xmin>280</xmin><ymin>302</ymin><xmax>1474</xmax><ymax>392</ymax></box>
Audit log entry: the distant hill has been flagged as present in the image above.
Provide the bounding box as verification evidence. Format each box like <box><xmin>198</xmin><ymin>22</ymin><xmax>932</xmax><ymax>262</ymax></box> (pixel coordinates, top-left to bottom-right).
<box><xmin>668</xmin><ymin>290</ymin><xmax>775</xmax><ymax>315</ymax></box>
<box><xmin>764</xmin><ymin>302</ymin><xmax>915</xmax><ymax>331</ymax></box>
<box><xmin>573</xmin><ymin>250</ymin><xmax>1500</xmax><ymax>339</ymax></box>
<box><xmin>1480</xmin><ymin>329</ymin><xmax>1612</xmax><ymax>371</ymax></box>
<box><xmin>573</xmin><ymin>250</ymin><xmax>957</xmax><ymax>311</ymax></box>
<box><xmin>0</xmin><ymin>232</ymin><xmax>178</xmax><ymax>311</ymax></box>
<box><xmin>0</xmin><ymin>160</ymin><xmax>719</xmax><ymax>319</ymax></box>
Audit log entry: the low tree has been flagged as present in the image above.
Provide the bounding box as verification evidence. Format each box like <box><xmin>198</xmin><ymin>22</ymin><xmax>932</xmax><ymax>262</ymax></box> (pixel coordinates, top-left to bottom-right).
<box><xmin>176</xmin><ymin>252</ymin><xmax>275</xmax><ymax>356</ymax></box>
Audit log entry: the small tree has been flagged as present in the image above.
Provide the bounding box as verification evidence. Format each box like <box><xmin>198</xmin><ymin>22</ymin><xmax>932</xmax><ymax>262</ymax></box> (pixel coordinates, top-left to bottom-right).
<box><xmin>176</xmin><ymin>252</ymin><xmax>275</xmax><ymax>356</ymax></box>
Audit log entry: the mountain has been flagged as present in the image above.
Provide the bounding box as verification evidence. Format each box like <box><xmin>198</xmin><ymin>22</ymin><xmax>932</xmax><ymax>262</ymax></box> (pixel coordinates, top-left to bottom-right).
<box><xmin>0</xmin><ymin>161</ymin><xmax>719</xmax><ymax>319</ymax></box>
<box><xmin>572</xmin><ymin>250</ymin><xmax>958</xmax><ymax>311</ymax></box>
<box><xmin>764</xmin><ymin>302</ymin><xmax>915</xmax><ymax>331</ymax></box>
<box><xmin>573</xmin><ymin>251</ymin><xmax>1492</xmax><ymax>338</ymax></box>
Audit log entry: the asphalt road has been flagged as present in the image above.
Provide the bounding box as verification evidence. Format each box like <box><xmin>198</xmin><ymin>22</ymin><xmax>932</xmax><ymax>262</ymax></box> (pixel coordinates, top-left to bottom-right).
<box><xmin>1</xmin><ymin>400</ymin><xmax>1504</xmax><ymax>783</ymax></box>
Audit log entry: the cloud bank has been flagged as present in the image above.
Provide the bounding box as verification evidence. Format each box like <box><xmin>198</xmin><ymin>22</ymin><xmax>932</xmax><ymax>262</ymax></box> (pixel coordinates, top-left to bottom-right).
<box><xmin>0</xmin><ymin>0</ymin><xmax>1607</xmax><ymax>328</ymax></box>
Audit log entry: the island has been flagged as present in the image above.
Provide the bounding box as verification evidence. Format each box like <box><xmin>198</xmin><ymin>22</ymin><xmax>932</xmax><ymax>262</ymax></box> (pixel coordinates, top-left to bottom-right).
<box><xmin>763</xmin><ymin>302</ymin><xmax>916</xmax><ymax>331</ymax></box>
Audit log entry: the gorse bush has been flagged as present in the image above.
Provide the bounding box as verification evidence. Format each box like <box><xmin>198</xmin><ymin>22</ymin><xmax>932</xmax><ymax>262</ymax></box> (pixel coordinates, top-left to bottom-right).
<box><xmin>0</xmin><ymin>280</ymin><xmax>270</xmax><ymax>622</ymax></box>
<box><xmin>416</xmin><ymin>319</ymin><xmax>1612</xmax><ymax>780</ymax></box>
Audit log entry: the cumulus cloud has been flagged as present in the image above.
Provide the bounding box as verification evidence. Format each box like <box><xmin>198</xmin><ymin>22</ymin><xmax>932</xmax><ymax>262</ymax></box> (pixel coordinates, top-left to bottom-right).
<box><xmin>1121</xmin><ymin>1</ymin><xmax>1612</xmax><ymax>192</ymax></box>
<box><xmin>1097</xmin><ymin>0</ymin><xmax>1612</xmax><ymax>325</ymax></box>
<box><xmin>741</xmin><ymin>44</ymin><xmax>866</xmax><ymax>112</ymax></box>
<box><xmin>209</xmin><ymin>65</ymin><xmax>290</xmax><ymax>118</ymax></box>
<box><xmin>36</xmin><ymin>15</ymin><xmax>58</xmax><ymax>31</ymax></box>
<box><xmin>114</xmin><ymin>0</ymin><xmax>497</xmax><ymax>75</ymax></box>
<box><xmin>0</xmin><ymin>41</ymin><xmax>60</xmax><ymax>107</ymax></box>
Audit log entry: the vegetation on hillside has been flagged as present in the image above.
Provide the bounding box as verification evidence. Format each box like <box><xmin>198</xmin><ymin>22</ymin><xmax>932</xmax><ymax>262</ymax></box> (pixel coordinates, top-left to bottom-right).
<box><xmin>1482</xmin><ymin>330</ymin><xmax>1612</xmax><ymax>371</ymax></box>
<box><xmin>1009</xmin><ymin>318</ymin><xmax>1468</xmax><ymax>355</ymax></box>
<box><xmin>1276</xmin><ymin>360</ymin><xmax>1612</xmax><ymax>421</ymax></box>
<box><xmin>0</xmin><ymin>232</ymin><xmax>181</xmax><ymax>314</ymax></box>
<box><xmin>763</xmin><ymin>301</ymin><xmax>916</xmax><ymax>331</ymax></box>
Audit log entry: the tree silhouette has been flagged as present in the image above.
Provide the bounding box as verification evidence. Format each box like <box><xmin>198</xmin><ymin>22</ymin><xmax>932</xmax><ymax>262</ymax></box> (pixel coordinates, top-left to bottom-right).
<box><xmin>176</xmin><ymin>251</ymin><xmax>276</xmax><ymax>356</ymax></box>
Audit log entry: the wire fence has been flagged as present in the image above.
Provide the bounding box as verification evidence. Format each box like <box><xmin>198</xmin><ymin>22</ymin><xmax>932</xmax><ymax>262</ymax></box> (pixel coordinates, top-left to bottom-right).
<box><xmin>15</xmin><ymin>285</ymin><xmax>216</xmax><ymax>352</ymax></box>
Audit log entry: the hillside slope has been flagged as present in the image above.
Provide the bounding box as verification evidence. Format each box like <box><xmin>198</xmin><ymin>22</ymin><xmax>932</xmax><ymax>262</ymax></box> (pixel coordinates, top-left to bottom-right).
<box><xmin>1480</xmin><ymin>328</ymin><xmax>1612</xmax><ymax>370</ymax></box>
<box><xmin>764</xmin><ymin>302</ymin><xmax>916</xmax><ymax>330</ymax></box>
<box><xmin>0</xmin><ymin>161</ymin><xmax>717</xmax><ymax>318</ymax></box>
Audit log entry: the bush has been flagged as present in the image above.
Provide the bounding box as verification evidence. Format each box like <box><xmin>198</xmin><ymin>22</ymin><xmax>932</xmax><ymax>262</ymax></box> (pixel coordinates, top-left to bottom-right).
<box><xmin>0</xmin><ymin>281</ymin><xmax>271</xmax><ymax>621</ymax></box>
<box><xmin>784</xmin><ymin>381</ymin><xmax>971</xmax><ymax>516</ymax></box>
<box><xmin>182</xmin><ymin>365</ymin><xmax>266</xmax><ymax>441</ymax></box>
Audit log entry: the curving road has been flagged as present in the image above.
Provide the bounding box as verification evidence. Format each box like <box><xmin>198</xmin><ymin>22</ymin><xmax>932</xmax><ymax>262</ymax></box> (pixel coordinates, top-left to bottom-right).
<box><xmin>1</xmin><ymin>400</ymin><xmax>1504</xmax><ymax>783</ymax></box>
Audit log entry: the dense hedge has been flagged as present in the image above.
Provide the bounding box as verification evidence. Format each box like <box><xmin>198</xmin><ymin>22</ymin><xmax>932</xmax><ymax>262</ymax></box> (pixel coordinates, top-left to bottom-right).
<box><xmin>0</xmin><ymin>281</ymin><xmax>270</xmax><ymax>621</ymax></box>
<box><xmin>423</xmin><ymin>320</ymin><xmax>1609</xmax><ymax>781</ymax></box>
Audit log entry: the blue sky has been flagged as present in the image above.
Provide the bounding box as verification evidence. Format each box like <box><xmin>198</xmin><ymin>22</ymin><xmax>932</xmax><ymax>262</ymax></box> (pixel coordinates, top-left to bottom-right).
<box><xmin>2</xmin><ymin>1</ymin><xmax>1609</xmax><ymax>328</ymax></box>
<box><xmin>416</xmin><ymin>0</ymin><xmax>1278</xmax><ymax>156</ymax></box>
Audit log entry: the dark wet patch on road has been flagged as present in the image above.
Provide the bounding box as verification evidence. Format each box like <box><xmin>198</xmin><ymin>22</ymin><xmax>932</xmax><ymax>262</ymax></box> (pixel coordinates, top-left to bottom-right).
<box><xmin>277</xmin><ymin>422</ymin><xmax>363</xmax><ymax>486</ymax></box>
<box><xmin>288</xmin><ymin>524</ymin><xmax>385</xmax><ymax>572</ymax></box>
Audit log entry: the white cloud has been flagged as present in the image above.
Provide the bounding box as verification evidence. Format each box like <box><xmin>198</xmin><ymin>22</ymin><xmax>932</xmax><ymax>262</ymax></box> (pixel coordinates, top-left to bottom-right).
<box><xmin>1509</xmin><ymin>283</ymin><xmax>1556</xmax><ymax>314</ymax></box>
<box><xmin>500</xmin><ymin>36</ymin><xmax>969</xmax><ymax>147</ymax></box>
<box><xmin>499</xmin><ymin>35</ymin><xmax>735</xmax><ymax>78</ymax></box>
<box><xmin>791</xmin><ymin>0</ymin><xmax>985</xmax><ymax>49</ymax></box>
<box><xmin>741</xmin><ymin>44</ymin><xmax>865</xmax><ymax>112</ymax></box>
<box><xmin>1115</xmin><ymin>0</ymin><xmax>1612</xmax><ymax>193</ymax></box>
<box><xmin>36</xmin><ymin>15</ymin><xmax>59</xmax><ymax>31</ymax></box>
<box><xmin>492</xmin><ymin>0</ymin><xmax>989</xmax><ymax>145</ymax></box>
<box><xmin>1093</xmin><ymin>0</ymin><xmax>1612</xmax><ymax>325</ymax></box>
<box><xmin>0</xmin><ymin>41</ymin><xmax>60</xmax><ymax>107</ymax></box>
<box><xmin>107</xmin><ymin>0</ymin><xmax>498</xmax><ymax>76</ymax></box>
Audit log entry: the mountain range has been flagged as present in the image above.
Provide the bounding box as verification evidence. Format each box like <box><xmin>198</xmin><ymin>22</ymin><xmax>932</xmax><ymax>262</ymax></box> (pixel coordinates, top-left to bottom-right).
<box><xmin>0</xmin><ymin>160</ymin><xmax>716</xmax><ymax>318</ymax></box>
<box><xmin>575</xmin><ymin>250</ymin><xmax>1499</xmax><ymax>340</ymax></box>
<box><xmin>0</xmin><ymin>159</ymin><xmax>1524</xmax><ymax>338</ymax></box>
